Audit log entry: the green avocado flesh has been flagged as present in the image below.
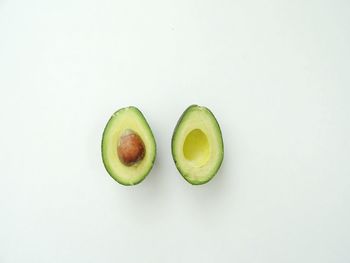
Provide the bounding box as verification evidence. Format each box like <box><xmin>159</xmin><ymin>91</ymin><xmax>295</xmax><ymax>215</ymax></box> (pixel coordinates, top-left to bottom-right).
<box><xmin>102</xmin><ymin>106</ymin><xmax>156</xmax><ymax>185</ymax></box>
<box><xmin>171</xmin><ymin>105</ymin><xmax>224</xmax><ymax>185</ymax></box>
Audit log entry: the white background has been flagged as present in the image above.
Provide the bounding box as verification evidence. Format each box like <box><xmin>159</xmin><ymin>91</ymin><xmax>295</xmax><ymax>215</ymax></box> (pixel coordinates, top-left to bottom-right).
<box><xmin>0</xmin><ymin>0</ymin><xmax>349</xmax><ymax>262</ymax></box>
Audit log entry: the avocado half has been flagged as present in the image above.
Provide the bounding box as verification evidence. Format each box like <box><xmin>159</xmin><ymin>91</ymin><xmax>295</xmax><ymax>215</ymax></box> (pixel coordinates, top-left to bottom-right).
<box><xmin>171</xmin><ymin>105</ymin><xmax>224</xmax><ymax>185</ymax></box>
<box><xmin>101</xmin><ymin>106</ymin><xmax>156</xmax><ymax>185</ymax></box>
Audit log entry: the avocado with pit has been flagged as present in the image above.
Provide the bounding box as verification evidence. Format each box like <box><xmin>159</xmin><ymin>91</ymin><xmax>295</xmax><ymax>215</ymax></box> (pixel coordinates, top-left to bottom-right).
<box><xmin>101</xmin><ymin>106</ymin><xmax>156</xmax><ymax>185</ymax></box>
<box><xmin>171</xmin><ymin>105</ymin><xmax>224</xmax><ymax>185</ymax></box>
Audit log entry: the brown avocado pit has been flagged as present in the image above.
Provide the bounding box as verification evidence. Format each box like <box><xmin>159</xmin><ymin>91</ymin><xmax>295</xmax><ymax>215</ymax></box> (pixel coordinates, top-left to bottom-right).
<box><xmin>117</xmin><ymin>129</ymin><xmax>145</xmax><ymax>166</ymax></box>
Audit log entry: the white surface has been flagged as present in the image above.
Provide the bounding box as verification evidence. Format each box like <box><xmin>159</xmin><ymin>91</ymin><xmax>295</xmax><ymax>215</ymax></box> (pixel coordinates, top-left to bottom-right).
<box><xmin>0</xmin><ymin>0</ymin><xmax>349</xmax><ymax>262</ymax></box>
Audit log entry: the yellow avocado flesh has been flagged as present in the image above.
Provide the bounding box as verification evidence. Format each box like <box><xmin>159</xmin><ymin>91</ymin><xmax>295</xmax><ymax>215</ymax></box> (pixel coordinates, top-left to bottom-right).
<box><xmin>183</xmin><ymin>129</ymin><xmax>210</xmax><ymax>167</ymax></box>
<box><xmin>102</xmin><ymin>107</ymin><xmax>156</xmax><ymax>185</ymax></box>
<box><xmin>172</xmin><ymin>105</ymin><xmax>224</xmax><ymax>185</ymax></box>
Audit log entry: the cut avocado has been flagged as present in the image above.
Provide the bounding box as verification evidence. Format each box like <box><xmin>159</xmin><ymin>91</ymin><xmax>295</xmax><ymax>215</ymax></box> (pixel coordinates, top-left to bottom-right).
<box><xmin>171</xmin><ymin>105</ymin><xmax>224</xmax><ymax>185</ymax></box>
<box><xmin>102</xmin><ymin>106</ymin><xmax>156</xmax><ymax>185</ymax></box>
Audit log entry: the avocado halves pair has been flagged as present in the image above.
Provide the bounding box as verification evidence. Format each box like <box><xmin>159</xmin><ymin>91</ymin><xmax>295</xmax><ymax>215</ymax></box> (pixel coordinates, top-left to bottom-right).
<box><xmin>101</xmin><ymin>105</ymin><xmax>224</xmax><ymax>185</ymax></box>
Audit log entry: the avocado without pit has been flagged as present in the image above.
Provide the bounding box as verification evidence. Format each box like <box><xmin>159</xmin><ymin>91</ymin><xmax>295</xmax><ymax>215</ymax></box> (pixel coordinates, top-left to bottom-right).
<box><xmin>171</xmin><ymin>105</ymin><xmax>224</xmax><ymax>185</ymax></box>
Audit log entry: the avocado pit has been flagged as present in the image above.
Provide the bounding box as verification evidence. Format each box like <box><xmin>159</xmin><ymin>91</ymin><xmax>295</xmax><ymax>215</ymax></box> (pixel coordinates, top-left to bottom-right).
<box><xmin>117</xmin><ymin>130</ymin><xmax>145</xmax><ymax>166</ymax></box>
